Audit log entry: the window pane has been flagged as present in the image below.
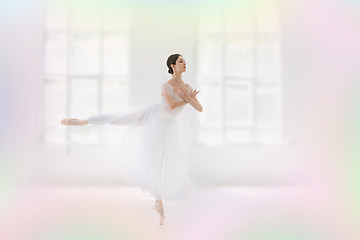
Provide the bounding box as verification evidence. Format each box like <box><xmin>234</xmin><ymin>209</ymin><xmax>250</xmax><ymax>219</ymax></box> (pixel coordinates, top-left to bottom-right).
<box><xmin>44</xmin><ymin>33</ymin><xmax>67</xmax><ymax>75</ymax></box>
<box><xmin>225</xmin><ymin>81</ymin><xmax>252</xmax><ymax>127</ymax></box>
<box><xmin>256</xmin><ymin>34</ymin><xmax>281</xmax><ymax>77</ymax></box>
<box><xmin>70</xmin><ymin>3</ymin><xmax>101</xmax><ymax>31</ymax></box>
<box><xmin>198</xmin><ymin>34</ymin><xmax>223</xmax><ymax>76</ymax></box>
<box><xmin>70</xmin><ymin>78</ymin><xmax>99</xmax><ymax>118</ymax></box>
<box><xmin>44</xmin><ymin>79</ymin><xmax>66</xmax><ymax>144</ymax></box>
<box><xmin>256</xmin><ymin>86</ymin><xmax>282</xmax><ymax>129</ymax></box>
<box><xmin>226</xmin><ymin>129</ymin><xmax>253</xmax><ymax>144</ymax></box>
<box><xmin>44</xmin><ymin>79</ymin><xmax>66</xmax><ymax>126</ymax></box>
<box><xmin>70</xmin><ymin>33</ymin><xmax>101</xmax><ymax>75</ymax></box>
<box><xmin>198</xmin><ymin>129</ymin><xmax>222</xmax><ymax>145</ymax></box>
<box><xmin>45</xmin><ymin>0</ymin><xmax>68</xmax><ymax>30</ymax></box>
<box><xmin>103</xmin><ymin>34</ymin><xmax>129</xmax><ymax>75</ymax></box>
<box><xmin>197</xmin><ymin>76</ymin><xmax>222</xmax><ymax>84</ymax></box>
<box><xmin>225</xmin><ymin>34</ymin><xmax>255</xmax><ymax>78</ymax></box>
<box><xmin>198</xmin><ymin>83</ymin><xmax>222</xmax><ymax>128</ymax></box>
<box><xmin>102</xmin><ymin>79</ymin><xmax>129</xmax><ymax>112</ymax></box>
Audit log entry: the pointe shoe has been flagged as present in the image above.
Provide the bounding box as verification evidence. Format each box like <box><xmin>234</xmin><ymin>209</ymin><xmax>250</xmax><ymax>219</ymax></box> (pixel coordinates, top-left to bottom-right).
<box><xmin>153</xmin><ymin>201</ymin><xmax>165</xmax><ymax>225</ymax></box>
<box><xmin>61</xmin><ymin>118</ymin><xmax>75</xmax><ymax>126</ymax></box>
<box><xmin>61</xmin><ymin>118</ymin><xmax>86</xmax><ymax>126</ymax></box>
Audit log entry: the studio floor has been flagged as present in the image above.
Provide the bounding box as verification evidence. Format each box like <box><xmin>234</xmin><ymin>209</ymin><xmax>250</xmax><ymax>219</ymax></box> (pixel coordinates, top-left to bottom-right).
<box><xmin>0</xmin><ymin>182</ymin><xmax>359</xmax><ymax>240</ymax></box>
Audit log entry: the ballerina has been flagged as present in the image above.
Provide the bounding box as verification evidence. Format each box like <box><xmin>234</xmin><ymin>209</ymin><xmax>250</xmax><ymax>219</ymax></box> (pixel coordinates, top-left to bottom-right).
<box><xmin>61</xmin><ymin>54</ymin><xmax>202</xmax><ymax>225</ymax></box>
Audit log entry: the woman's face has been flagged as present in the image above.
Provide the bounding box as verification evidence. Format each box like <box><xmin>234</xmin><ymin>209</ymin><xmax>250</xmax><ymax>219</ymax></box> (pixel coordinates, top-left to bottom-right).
<box><xmin>172</xmin><ymin>56</ymin><xmax>186</xmax><ymax>73</ymax></box>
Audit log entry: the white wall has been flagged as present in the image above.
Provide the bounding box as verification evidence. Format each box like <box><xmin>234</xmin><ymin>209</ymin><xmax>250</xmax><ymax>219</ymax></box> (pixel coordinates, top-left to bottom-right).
<box><xmin>0</xmin><ymin>1</ymin><xmax>45</xmax><ymax>146</ymax></box>
<box><xmin>0</xmin><ymin>1</ymin><xmax>46</xmax><ymax>186</ymax></box>
<box><xmin>128</xmin><ymin>5</ymin><xmax>198</xmax><ymax>105</ymax></box>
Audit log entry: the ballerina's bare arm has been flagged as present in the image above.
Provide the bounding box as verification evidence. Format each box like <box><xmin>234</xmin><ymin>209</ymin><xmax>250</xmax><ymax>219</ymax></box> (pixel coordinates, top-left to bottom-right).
<box><xmin>178</xmin><ymin>85</ymin><xmax>203</xmax><ymax>112</ymax></box>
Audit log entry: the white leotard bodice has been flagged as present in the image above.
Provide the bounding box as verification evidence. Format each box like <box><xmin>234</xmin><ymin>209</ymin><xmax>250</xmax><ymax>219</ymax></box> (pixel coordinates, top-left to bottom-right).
<box><xmin>160</xmin><ymin>82</ymin><xmax>191</xmax><ymax>120</ymax></box>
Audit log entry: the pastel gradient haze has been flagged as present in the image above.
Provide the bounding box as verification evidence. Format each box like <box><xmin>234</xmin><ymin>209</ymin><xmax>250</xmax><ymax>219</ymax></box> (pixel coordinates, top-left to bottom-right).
<box><xmin>0</xmin><ymin>0</ymin><xmax>360</xmax><ymax>239</ymax></box>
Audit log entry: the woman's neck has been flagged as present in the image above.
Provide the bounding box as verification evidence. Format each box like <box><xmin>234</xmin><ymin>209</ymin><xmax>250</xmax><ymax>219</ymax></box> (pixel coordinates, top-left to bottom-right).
<box><xmin>171</xmin><ymin>73</ymin><xmax>183</xmax><ymax>84</ymax></box>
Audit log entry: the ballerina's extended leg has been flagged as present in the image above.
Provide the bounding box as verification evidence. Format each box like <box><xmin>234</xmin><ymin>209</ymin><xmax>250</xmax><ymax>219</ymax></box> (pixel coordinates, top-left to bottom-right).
<box><xmin>61</xmin><ymin>109</ymin><xmax>148</xmax><ymax>127</ymax></box>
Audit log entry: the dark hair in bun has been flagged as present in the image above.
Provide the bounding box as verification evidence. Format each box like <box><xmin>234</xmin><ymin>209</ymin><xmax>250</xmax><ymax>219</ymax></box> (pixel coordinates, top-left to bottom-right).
<box><xmin>166</xmin><ymin>54</ymin><xmax>182</xmax><ymax>74</ymax></box>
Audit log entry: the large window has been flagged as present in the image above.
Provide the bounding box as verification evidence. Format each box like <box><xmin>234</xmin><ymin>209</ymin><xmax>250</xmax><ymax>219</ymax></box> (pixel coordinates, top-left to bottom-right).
<box><xmin>196</xmin><ymin>1</ymin><xmax>284</xmax><ymax>146</ymax></box>
<box><xmin>42</xmin><ymin>1</ymin><xmax>130</xmax><ymax>145</ymax></box>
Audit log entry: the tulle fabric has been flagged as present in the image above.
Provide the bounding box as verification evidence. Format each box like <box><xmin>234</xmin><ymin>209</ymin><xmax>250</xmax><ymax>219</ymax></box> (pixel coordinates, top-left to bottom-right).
<box><xmin>87</xmin><ymin>82</ymin><xmax>192</xmax><ymax>201</ymax></box>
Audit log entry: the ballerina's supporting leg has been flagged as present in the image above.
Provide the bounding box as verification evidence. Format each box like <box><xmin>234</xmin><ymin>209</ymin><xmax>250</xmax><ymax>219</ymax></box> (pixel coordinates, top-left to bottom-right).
<box><xmin>153</xmin><ymin>198</ymin><xmax>165</xmax><ymax>225</ymax></box>
<box><xmin>154</xmin><ymin>191</ymin><xmax>165</xmax><ymax>224</ymax></box>
<box><xmin>153</xmin><ymin>151</ymin><xmax>165</xmax><ymax>225</ymax></box>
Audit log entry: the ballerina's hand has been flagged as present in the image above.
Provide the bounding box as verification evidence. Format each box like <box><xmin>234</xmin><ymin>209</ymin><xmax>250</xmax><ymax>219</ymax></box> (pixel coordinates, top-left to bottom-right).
<box><xmin>190</xmin><ymin>89</ymin><xmax>200</xmax><ymax>99</ymax></box>
<box><xmin>178</xmin><ymin>89</ymin><xmax>191</xmax><ymax>102</ymax></box>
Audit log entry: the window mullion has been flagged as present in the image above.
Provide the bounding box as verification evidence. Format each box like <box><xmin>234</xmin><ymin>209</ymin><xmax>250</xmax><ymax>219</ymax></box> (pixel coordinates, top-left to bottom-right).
<box><xmin>252</xmin><ymin>6</ymin><xmax>258</xmax><ymax>145</ymax></box>
<box><xmin>66</xmin><ymin>4</ymin><xmax>72</xmax><ymax>155</ymax></box>
<box><xmin>99</xmin><ymin>4</ymin><xmax>104</xmax><ymax>114</ymax></box>
<box><xmin>221</xmin><ymin>5</ymin><xmax>226</xmax><ymax>145</ymax></box>
<box><xmin>279</xmin><ymin>33</ymin><xmax>285</xmax><ymax>143</ymax></box>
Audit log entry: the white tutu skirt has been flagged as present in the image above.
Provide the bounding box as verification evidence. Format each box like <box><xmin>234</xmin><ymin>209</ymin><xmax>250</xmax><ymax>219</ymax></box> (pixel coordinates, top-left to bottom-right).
<box><xmin>87</xmin><ymin>102</ymin><xmax>190</xmax><ymax>201</ymax></box>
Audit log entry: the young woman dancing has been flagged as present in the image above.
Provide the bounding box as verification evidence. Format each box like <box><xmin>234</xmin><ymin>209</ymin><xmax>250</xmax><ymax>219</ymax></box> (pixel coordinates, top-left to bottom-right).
<box><xmin>61</xmin><ymin>54</ymin><xmax>203</xmax><ymax>225</ymax></box>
